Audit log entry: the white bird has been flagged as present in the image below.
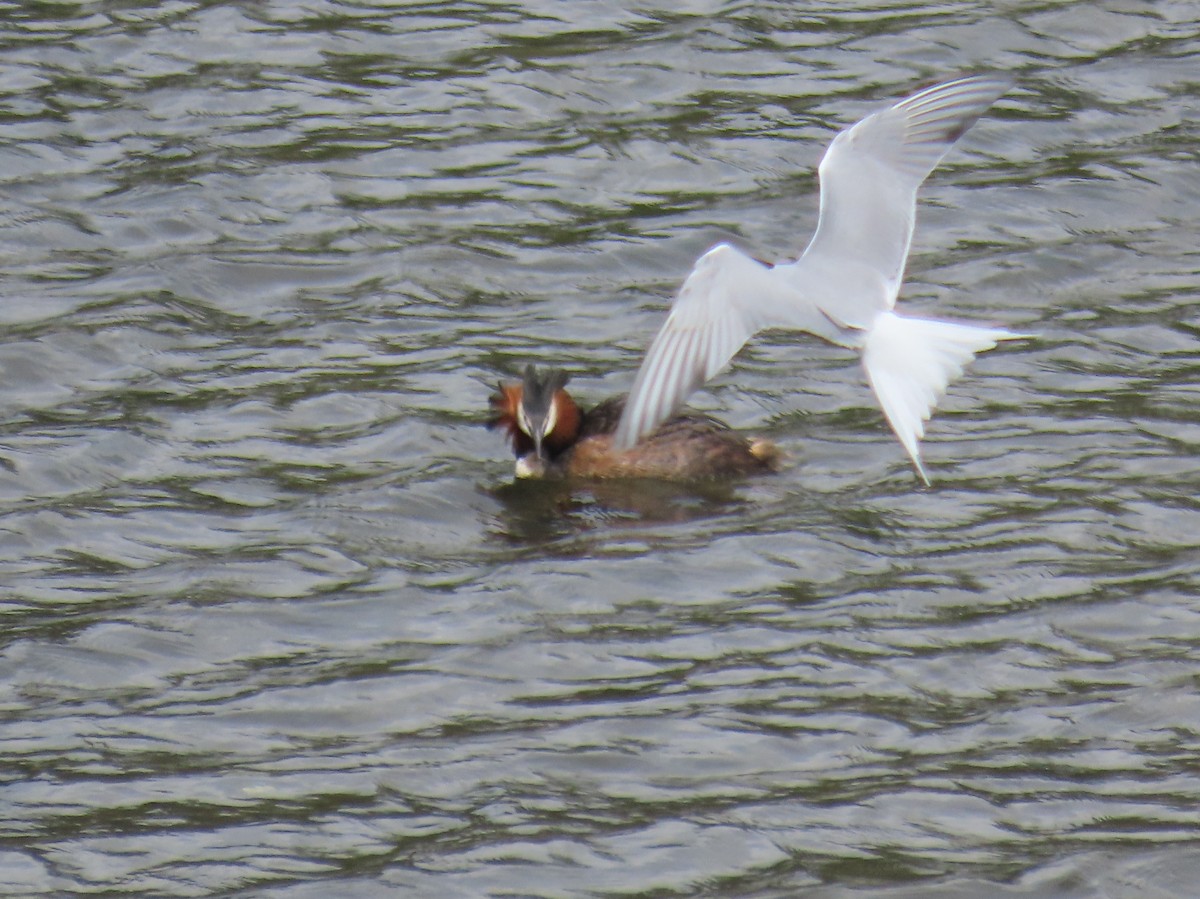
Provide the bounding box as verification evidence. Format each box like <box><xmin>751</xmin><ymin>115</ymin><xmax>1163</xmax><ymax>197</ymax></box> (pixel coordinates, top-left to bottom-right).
<box><xmin>612</xmin><ymin>75</ymin><xmax>1027</xmax><ymax>484</ymax></box>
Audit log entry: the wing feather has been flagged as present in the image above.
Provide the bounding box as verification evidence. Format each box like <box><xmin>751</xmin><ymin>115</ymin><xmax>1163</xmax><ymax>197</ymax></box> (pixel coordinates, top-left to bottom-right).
<box><xmin>774</xmin><ymin>75</ymin><xmax>1011</xmax><ymax>314</ymax></box>
<box><xmin>612</xmin><ymin>244</ymin><xmax>799</xmax><ymax>449</ymax></box>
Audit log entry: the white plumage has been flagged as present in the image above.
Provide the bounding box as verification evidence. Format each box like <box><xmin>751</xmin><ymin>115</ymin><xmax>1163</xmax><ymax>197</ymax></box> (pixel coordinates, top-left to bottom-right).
<box><xmin>612</xmin><ymin>76</ymin><xmax>1026</xmax><ymax>484</ymax></box>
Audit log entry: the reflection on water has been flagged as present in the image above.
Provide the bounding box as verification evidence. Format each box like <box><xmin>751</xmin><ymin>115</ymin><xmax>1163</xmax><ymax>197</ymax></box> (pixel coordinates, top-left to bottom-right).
<box><xmin>2</xmin><ymin>1</ymin><xmax>1200</xmax><ymax>895</ymax></box>
<box><xmin>489</xmin><ymin>474</ymin><xmax>754</xmax><ymax>543</ymax></box>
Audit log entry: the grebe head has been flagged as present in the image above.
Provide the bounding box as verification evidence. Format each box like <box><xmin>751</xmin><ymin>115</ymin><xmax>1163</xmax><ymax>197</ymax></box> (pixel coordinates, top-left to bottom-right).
<box><xmin>515</xmin><ymin>365</ymin><xmax>569</xmax><ymax>460</ymax></box>
<box><xmin>488</xmin><ymin>364</ymin><xmax>582</xmax><ymax>476</ymax></box>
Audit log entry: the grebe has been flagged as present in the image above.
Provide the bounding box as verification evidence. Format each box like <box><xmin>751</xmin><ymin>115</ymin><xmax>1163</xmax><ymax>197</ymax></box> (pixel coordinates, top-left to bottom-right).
<box><xmin>610</xmin><ymin>75</ymin><xmax>1027</xmax><ymax>484</ymax></box>
<box><xmin>489</xmin><ymin>364</ymin><xmax>781</xmax><ymax>480</ymax></box>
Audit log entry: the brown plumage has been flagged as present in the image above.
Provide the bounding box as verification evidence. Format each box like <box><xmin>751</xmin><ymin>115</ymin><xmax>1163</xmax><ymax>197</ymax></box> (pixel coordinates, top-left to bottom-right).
<box><xmin>488</xmin><ymin>365</ymin><xmax>781</xmax><ymax>480</ymax></box>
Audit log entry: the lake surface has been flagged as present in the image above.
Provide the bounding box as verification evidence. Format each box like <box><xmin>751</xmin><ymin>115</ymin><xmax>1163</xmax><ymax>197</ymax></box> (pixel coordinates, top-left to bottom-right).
<box><xmin>2</xmin><ymin>1</ymin><xmax>1200</xmax><ymax>896</ymax></box>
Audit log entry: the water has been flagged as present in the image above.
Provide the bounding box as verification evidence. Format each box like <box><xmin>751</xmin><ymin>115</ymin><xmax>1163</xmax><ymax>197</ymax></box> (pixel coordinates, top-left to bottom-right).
<box><xmin>2</xmin><ymin>1</ymin><xmax>1200</xmax><ymax>895</ymax></box>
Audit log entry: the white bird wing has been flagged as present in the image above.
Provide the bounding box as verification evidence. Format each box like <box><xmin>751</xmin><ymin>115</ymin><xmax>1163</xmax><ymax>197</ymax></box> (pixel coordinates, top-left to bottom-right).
<box><xmin>774</xmin><ymin>75</ymin><xmax>1012</xmax><ymax>321</ymax></box>
<box><xmin>612</xmin><ymin>243</ymin><xmax>814</xmax><ymax>450</ymax></box>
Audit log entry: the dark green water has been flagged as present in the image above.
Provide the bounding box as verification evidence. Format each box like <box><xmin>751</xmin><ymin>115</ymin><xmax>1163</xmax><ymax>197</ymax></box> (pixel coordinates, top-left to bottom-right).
<box><xmin>2</xmin><ymin>1</ymin><xmax>1200</xmax><ymax>896</ymax></box>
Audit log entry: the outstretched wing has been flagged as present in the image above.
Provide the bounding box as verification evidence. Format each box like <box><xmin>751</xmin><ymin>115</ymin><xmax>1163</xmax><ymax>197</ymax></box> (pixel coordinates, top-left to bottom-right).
<box><xmin>612</xmin><ymin>244</ymin><xmax>815</xmax><ymax>450</ymax></box>
<box><xmin>775</xmin><ymin>75</ymin><xmax>1012</xmax><ymax>318</ymax></box>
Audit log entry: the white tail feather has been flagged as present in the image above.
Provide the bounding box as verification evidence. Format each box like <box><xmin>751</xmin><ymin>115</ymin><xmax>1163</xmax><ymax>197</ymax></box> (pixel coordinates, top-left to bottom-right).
<box><xmin>862</xmin><ymin>311</ymin><xmax>1022</xmax><ymax>485</ymax></box>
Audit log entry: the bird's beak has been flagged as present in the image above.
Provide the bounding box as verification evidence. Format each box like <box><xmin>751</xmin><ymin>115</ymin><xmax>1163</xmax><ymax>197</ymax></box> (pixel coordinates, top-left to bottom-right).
<box><xmin>515</xmin><ymin>453</ymin><xmax>547</xmax><ymax>479</ymax></box>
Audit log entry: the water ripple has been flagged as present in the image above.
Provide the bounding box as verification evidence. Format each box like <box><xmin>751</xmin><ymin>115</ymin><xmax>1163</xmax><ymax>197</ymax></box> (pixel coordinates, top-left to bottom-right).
<box><xmin>3</xmin><ymin>0</ymin><xmax>1200</xmax><ymax>896</ymax></box>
